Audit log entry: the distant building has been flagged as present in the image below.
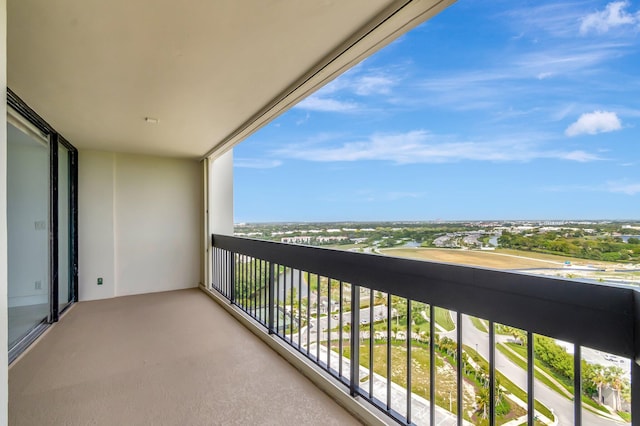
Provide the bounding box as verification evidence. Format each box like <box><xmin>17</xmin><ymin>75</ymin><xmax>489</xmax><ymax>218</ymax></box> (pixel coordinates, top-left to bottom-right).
<box><xmin>281</xmin><ymin>236</ymin><xmax>312</xmax><ymax>244</ymax></box>
<box><xmin>317</xmin><ymin>236</ymin><xmax>348</xmax><ymax>243</ymax></box>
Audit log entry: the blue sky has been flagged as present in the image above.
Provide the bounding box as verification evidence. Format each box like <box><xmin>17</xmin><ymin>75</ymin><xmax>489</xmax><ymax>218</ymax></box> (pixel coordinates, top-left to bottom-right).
<box><xmin>234</xmin><ymin>0</ymin><xmax>640</xmax><ymax>222</ymax></box>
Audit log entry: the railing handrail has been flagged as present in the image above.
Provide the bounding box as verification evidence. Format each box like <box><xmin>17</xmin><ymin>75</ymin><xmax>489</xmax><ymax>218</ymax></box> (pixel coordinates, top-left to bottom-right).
<box><xmin>213</xmin><ymin>233</ymin><xmax>639</xmax><ymax>359</ymax></box>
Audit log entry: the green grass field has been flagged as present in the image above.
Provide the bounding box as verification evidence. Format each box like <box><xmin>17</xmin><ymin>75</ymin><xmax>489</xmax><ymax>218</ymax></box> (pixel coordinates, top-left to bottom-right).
<box><xmin>434</xmin><ymin>307</ymin><xmax>455</xmax><ymax>331</ymax></box>
<box><xmin>470</xmin><ymin>316</ymin><xmax>489</xmax><ymax>333</ymax></box>
<box><xmin>501</xmin><ymin>343</ymin><xmax>610</xmax><ymax>415</ymax></box>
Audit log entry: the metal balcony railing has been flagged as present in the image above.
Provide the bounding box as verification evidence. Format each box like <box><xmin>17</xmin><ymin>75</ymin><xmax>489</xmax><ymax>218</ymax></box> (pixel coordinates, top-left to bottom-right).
<box><xmin>211</xmin><ymin>234</ymin><xmax>639</xmax><ymax>425</ymax></box>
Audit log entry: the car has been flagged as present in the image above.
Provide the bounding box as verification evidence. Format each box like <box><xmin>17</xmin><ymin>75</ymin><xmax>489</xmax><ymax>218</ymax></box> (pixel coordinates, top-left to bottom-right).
<box><xmin>603</xmin><ymin>354</ymin><xmax>625</xmax><ymax>363</ymax></box>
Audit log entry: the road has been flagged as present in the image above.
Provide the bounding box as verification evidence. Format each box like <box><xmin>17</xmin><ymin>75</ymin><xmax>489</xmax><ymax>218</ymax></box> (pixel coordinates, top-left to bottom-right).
<box><xmin>444</xmin><ymin>314</ymin><xmax>628</xmax><ymax>426</ymax></box>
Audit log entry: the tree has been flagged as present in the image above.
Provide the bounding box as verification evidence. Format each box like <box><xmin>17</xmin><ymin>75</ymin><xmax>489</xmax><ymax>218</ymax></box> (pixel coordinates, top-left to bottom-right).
<box><xmin>591</xmin><ymin>364</ymin><xmax>607</xmax><ymax>404</ymax></box>
<box><xmin>605</xmin><ymin>366</ymin><xmax>625</xmax><ymax>411</ymax></box>
<box><xmin>476</xmin><ymin>386</ymin><xmax>490</xmax><ymax>419</ymax></box>
<box><xmin>627</xmin><ymin>237</ymin><xmax>640</xmax><ymax>245</ymax></box>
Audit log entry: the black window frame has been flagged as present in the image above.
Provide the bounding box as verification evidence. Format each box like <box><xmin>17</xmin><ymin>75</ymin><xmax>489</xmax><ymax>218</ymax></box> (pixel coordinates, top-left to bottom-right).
<box><xmin>7</xmin><ymin>88</ymin><xmax>79</xmax><ymax>363</ymax></box>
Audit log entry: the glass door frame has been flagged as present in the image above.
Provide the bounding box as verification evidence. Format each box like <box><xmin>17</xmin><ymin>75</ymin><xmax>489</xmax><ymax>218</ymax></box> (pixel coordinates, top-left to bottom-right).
<box><xmin>7</xmin><ymin>89</ymin><xmax>78</xmax><ymax>362</ymax></box>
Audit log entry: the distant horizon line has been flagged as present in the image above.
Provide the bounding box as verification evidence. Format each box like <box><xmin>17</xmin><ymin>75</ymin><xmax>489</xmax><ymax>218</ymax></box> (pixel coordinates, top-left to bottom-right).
<box><xmin>235</xmin><ymin>219</ymin><xmax>640</xmax><ymax>225</ymax></box>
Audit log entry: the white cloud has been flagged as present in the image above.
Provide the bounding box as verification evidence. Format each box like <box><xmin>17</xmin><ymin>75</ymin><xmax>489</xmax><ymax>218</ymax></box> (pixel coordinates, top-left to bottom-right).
<box><xmin>295</xmin><ymin>112</ymin><xmax>310</xmax><ymax>125</ymax></box>
<box><xmin>352</xmin><ymin>74</ymin><xmax>398</xmax><ymax>96</ymax></box>
<box><xmin>544</xmin><ymin>181</ymin><xmax>640</xmax><ymax>195</ymax></box>
<box><xmin>235</xmin><ymin>158</ymin><xmax>282</xmax><ymax>169</ymax></box>
<box><xmin>560</xmin><ymin>150</ymin><xmax>603</xmax><ymax>162</ymax></box>
<box><xmin>294</xmin><ymin>95</ymin><xmax>358</xmax><ymax>112</ymax></box>
<box><xmin>414</xmin><ymin>41</ymin><xmax>626</xmax><ymax>112</ymax></box>
<box><xmin>565</xmin><ymin>110</ymin><xmax>622</xmax><ymax>136</ymax></box>
<box><xmin>311</xmin><ymin>64</ymin><xmax>401</xmax><ymax>98</ymax></box>
<box><xmin>502</xmin><ymin>3</ymin><xmax>585</xmax><ymax>38</ymax></box>
<box><xmin>295</xmin><ymin>62</ymin><xmax>397</xmax><ymax>113</ymax></box>
<box><xmin>606</xmin><ymin>181</ymin><xmax>640</xmax><ymax>195</ymax></box>
<box><xmin>580</xmin><ymin>1</ymin><xmax>639</xmax><ymax>34</ymax></box>
<box><xmin>275</xmin><ymin>130</ymin><xmax>602</xmax><ymax>164</ymax></box>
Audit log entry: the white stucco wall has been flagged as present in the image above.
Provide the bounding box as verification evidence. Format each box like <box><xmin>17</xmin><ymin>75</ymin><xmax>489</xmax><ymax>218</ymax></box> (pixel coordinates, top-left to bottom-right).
<box><xmin>79</xmin><ymin>151</ymin><xmax>202</xmax><ymax>300</ymax></box>
<box><xmin>209</xmin><ymin>149</ymin><xmax>233</xmax><ymax>235</ymax></box>
<box><xmin>1</xmin><ymin>0</ymin><xmax>8</xmax><ymax>420</ymax></box>
<box><xmin>78</xmin><ymin>151</ymin><xmax>116</xmax><ymax>300</ymax></box>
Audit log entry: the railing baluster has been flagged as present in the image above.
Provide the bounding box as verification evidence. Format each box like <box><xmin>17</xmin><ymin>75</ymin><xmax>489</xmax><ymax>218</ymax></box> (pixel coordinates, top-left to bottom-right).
<box><xmin>224</xmin><ymin>250</ymin><xmax>227</xmax><ymax>296</ymax></box>
<box><xmin>254</xmin><ymin>258</ymin><xmax>258</xmax><ymax>319</ymax></box>
<box><xmin>350</xmin><ymin>284</ymin><xmax>360</xmax><ymax>397</ymax></box>
<box><xmin>285</xmin><ymin>268</ymin><xmax>293</xmax><ymax>342</ymax></box>
<box><xmin>574</xmin><ymin>344</ymin><xmax>582</xmax><ymax>426</ymax></box>
<box><xmin>527</xmin><ymin>331</ymin><xmax>534</xmax><ymax>425</ymax></box>
<box><xmin>387</xmin><ymin>293</ymin><xmax>391</xmax><ymax>411</ymax></box>
<box><xmin>260</xmin><ymin>260</ymin><xmax>265</xmax><ymax>323</ymax></box>
<box><xmin>489</xmin><ymin>320</ymin><xmax>495</xmax><ymax>426</ymax></box>
<box><xmin>211</xmin><ymin>248</ymin><xmax>216</xmax><ymax>291</ymax></box>
<box><xmin>328</xmin><ymin>278</ymin><xmax>332</xmax><ymax>370</ymax></box>
<box><xmin>242</xmin><ymin>255</ymin><xmax>245</xmax><ymax>305</ymax></box>
<box><xmin>632</xmin><ymin>358</ymin><xmax>639</xmax><ymax>426</ymax></box>
<box><xmin>317</xmin><ymin>274</ymin><xmax>321</xmax><ymax>362</ymax></box>
<box><xmin>339</xmin><ymin>280</ymin><xmax>344</xmax><ymax>379</ymax></box>
<box><xmin>306</xmin><ymin>271</ymin><xmax>311</xmax><ymax>356</ymax></box>
<box><xmin>456</xmin><ymin>311</ymin><xmax>462</xmax><ymax>426</ymax></box>
<box><xmin>407</xmin><ymin>299</ymin><xmax>412</xmax><ymax>424</ymax></box>
<box><xmin>252</xmin><ymin>258</ymin><xmax>256</xmax><ymax>318</ymax></box>
<box><xmin>430</xmin><ymin>304</ymin><xmax>435</xmax><ymax>426</ymax></box>
<box><xmin>229</xmin><ymin>251</ymin><xmax>232</xmax><ymax>297</ymax></box>
<box><xmin>369</xmin><ymin>289</ymin><xmax>374</xmax><ymax>398</ymax></box>
<box><xmin>268</xmin><ymin>262</ymin><xmax>274</xmax><ymax>335</ymax></box>
<box><xmin>276</xmin><ymin>264</ymin><xmax>280</xmax><ymax>333</ymax></box>
<box><xmin>213</xmin><ymin>248</ymin><xmax>216</xmax><ymax>290</ymax></box>
<box><xmin>298</xmin><ymin>269</ymin><xmax>302</xmax><ymax>349</ymax></box>
<box><xmin>239</xmin><ymin>255</ymin><xmax>243</xmax><ymax>308</ymax></box>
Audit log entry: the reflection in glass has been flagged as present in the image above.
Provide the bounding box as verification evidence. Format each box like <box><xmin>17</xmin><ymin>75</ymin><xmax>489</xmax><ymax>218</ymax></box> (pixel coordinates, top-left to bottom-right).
<box><xmin>7</xmin><ymin>117</ymin><xmax>50</xmax><ymax>348</ymax></box>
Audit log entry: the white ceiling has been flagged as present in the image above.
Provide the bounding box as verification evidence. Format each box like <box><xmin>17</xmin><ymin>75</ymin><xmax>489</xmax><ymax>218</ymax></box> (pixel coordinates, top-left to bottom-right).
<box><xmin>8</xmin><ymin>0</ymin><xmax>453</xmax><ymax>158</ymax></box>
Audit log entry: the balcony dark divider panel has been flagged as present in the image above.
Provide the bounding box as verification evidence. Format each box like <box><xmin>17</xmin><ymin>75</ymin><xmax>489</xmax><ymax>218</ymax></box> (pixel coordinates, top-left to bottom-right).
<box><xmin>50</xmin><ymin>134</ymin><xmax>59</xmax><ymax>321</ymax></box>
<box><xmin>210</xmin><ymin>234</ymin><xmax>640</xmax><ymax>426</ymax></box>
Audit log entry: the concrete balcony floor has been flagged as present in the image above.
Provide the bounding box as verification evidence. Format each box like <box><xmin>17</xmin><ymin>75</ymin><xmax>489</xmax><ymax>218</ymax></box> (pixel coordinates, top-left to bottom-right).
<box><xmin>9</xmin><ymin>288</ymin><xmax>361</xmax><ymax>425</ymax></box>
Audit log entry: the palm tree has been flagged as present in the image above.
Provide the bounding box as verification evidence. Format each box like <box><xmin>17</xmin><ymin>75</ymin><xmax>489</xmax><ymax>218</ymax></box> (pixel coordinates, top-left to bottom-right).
<box><xmin>476</xmin><ymin>386</ymin><xmax>490</xmax><ymax>419</ymax></box>
<box><xmin>591</xmin><ymin>364</ymin><xmax>607</xmax><ymax>404</ymax></box>
<box><xmin>621</xmin><ymin>378</ymin><xmax>631</xmax><ymax>409</ymax></box>
<box><xmin>511</xmin><ymin>328</ymin><xmax>526</xmax><ymax>346</ymax></box>
<box><xmin>605</xmin><ymin>365</ymin><xmax>625</xmax><ymax>411</ymax></box>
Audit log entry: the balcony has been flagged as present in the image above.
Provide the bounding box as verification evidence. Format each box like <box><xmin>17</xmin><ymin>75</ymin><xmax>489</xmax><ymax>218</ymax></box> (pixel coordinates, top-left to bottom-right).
<box><xmin>8</xmin><ymin>235</ymin><xmax>639</xmax><ymax>425</ymax></box>
<box><xmin>3</xmin><ymin>1</ymin><xmax>639</xmax><ymax>425</ymax></box>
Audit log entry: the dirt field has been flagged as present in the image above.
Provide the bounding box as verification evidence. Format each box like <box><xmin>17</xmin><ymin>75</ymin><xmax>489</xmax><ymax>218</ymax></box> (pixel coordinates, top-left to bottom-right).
<box><xmin>380</xmin><ymin>248</ymin><xmax>571</xmax><ymax>270</ymax></box>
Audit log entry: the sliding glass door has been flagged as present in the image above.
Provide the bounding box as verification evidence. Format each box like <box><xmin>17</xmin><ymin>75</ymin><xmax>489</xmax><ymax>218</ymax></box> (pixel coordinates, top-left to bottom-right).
<box><xmin>7</xmin><ymin>113</ymin><xmax>51</xmax><ymax>349</ymax></box>
<box><xmin>7</xmin><ymin>95</ymin><xmax>78</xmax><ymax>361</ymax></box>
